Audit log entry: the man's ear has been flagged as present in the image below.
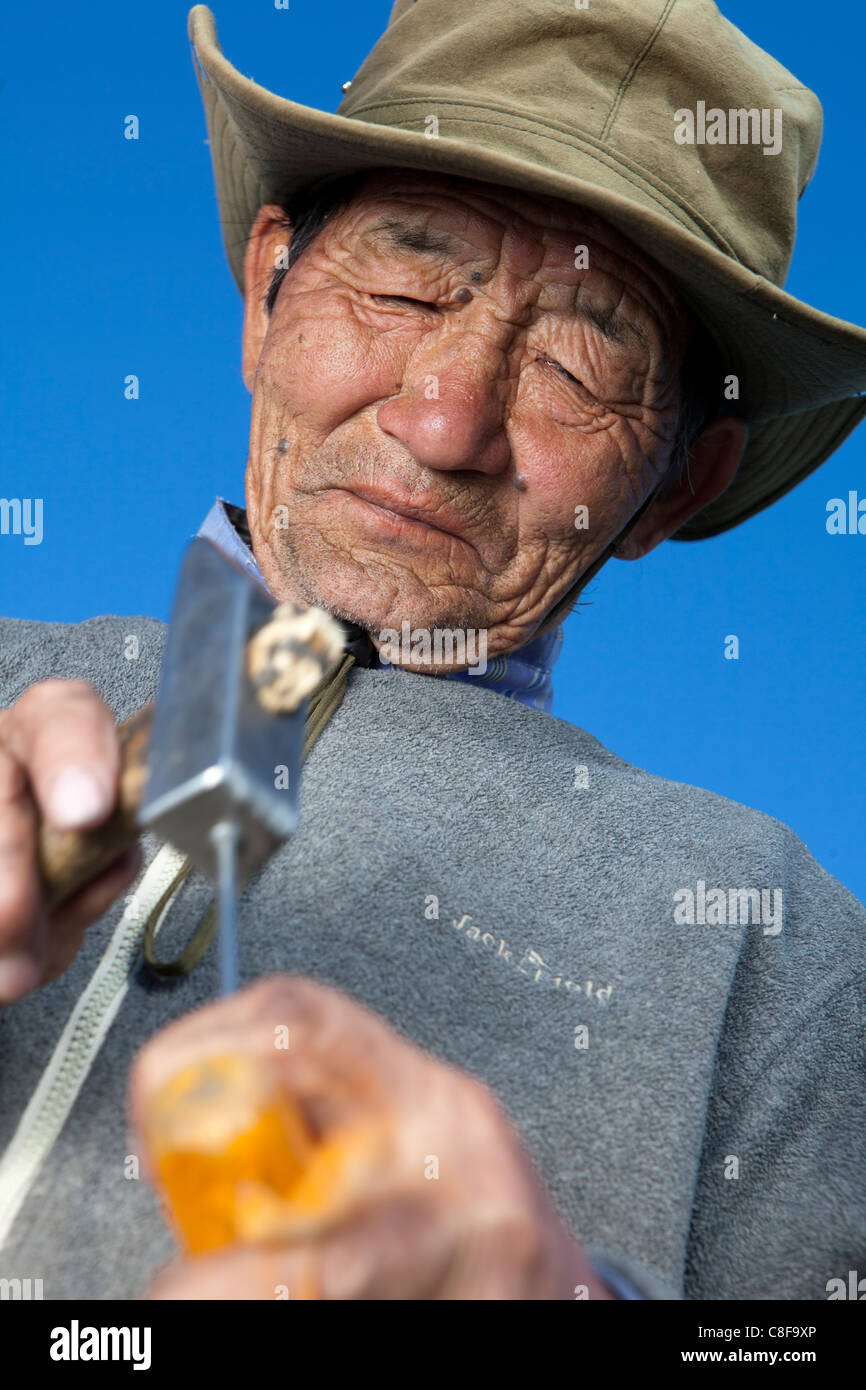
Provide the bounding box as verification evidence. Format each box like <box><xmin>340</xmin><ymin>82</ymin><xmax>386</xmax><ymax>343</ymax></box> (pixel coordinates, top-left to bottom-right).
<box><xmin>614</xmin><ymin>415</ymin><xmax>749</xmax><ymax>560</ymax></box>
<box><xmin>241</xmin><ymin>204</ymin><xmax>294</xmax><ymax>393</ymax></box>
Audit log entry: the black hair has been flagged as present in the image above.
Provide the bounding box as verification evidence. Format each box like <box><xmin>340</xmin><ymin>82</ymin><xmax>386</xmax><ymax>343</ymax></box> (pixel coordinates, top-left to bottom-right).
<box><xmin>667</xmin><ymin>317</ymin><xmax>733</xmax><ymax>486</ymax></box>
<box><xmin>264</xmin><ymin>171</ymin><xmax>368</xmax><ymax>316</ymax></box>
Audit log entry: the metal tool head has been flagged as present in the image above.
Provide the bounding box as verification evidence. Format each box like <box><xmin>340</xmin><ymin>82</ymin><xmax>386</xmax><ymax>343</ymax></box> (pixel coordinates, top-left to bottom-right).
<box><xmin>139</xmin><ymin>537</ymin><xmax>304</xmax><ymax>883</ymax></box>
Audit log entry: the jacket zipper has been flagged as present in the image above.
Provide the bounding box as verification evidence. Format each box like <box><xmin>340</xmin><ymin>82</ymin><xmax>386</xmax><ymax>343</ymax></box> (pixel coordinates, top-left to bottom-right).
<box><xmin>0</xmin><ymin>843</ymin><xmax>189</xmax><ymax>1250</ymax></box>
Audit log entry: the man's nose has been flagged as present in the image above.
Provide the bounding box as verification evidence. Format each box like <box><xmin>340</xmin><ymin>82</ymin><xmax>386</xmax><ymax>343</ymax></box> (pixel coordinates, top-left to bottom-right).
<box><xmin>376</xmin><ymin>350</ymin><xmax>512</xmax><ymax>475</ymax></box>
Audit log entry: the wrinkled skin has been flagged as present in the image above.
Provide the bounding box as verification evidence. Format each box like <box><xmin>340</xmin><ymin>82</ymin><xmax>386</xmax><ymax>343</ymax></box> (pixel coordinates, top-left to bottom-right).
<box><xmin>241</xmin><ymin>168</ymin><xmax>747</xmax><ymax>667</ymax></box>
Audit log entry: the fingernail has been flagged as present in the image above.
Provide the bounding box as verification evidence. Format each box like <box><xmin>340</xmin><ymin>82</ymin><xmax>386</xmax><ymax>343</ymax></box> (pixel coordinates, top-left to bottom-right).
<box><xmin>48</xmin><ymin>767</ymin><xmax>110</xmax><ymax>828</ymax></box>
<box><xmin>0</xmin><ymin>953</ymin><xmax>41</xmax><ymax>1004</ymax></box>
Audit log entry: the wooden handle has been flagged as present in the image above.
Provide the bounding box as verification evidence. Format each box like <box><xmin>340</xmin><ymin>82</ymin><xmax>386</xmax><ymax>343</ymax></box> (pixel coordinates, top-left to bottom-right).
<box><xmin>38</xmin><ymin>702</ymin><xmax>154</xmax><ymax>912</ymax></box>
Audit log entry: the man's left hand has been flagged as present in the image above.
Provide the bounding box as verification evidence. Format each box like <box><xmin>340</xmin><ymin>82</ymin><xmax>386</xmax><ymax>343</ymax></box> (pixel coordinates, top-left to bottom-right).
<box><xmin>129</xmin><ymin>976</ymin><xmax>613</xmax><ymax>1300</ymax></box>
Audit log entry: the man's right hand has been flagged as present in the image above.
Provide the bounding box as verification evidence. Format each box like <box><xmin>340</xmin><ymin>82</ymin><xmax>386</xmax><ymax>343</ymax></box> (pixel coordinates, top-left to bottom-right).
<box><xmin>0</xmin><ymin>679</ymin><xmax>142</xmax><ymax>1005</ymax></box>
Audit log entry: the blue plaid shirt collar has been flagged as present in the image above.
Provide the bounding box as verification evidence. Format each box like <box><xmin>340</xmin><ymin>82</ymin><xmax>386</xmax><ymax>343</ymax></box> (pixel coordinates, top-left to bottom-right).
<box><xmin>197</xmin><ymin>498</ymin><xmax>562</xmax><ymax>713</ymax></box>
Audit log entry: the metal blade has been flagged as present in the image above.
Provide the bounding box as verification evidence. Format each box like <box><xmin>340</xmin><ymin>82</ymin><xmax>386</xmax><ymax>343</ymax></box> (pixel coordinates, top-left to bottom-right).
<box><xmin>139</xmin><ymin>538</ymin><xmax>304</xmax><ymax>883</ymax></box>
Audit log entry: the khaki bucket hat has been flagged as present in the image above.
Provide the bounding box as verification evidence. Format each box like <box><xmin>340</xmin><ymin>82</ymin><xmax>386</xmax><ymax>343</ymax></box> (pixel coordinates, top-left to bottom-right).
<box><xmin>187</xmin><ymin>0</ymin><xmax>866</xmax><ymax>541</ymax></box>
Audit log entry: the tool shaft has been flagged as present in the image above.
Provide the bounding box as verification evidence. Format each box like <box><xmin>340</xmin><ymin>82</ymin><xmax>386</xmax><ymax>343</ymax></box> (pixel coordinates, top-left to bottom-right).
<box><xmin>212</xmin><ymin>819</ymin><xmax>241</xmax><ymax>996</ymax></box>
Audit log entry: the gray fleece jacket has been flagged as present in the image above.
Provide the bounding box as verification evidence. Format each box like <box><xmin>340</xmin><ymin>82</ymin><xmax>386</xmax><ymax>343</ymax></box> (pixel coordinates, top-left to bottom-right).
<box><xmin>0</xmin><ymin>613</ymin><xmax>863</xmax><ymax>1301</ymax></box>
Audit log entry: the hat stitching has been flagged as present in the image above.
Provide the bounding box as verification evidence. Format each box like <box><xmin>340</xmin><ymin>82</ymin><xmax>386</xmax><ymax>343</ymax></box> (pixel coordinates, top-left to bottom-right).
<box><xmin>599</xmin><ymin>0</ymin><xmax>677</xmax><ymax>143</ymax></box>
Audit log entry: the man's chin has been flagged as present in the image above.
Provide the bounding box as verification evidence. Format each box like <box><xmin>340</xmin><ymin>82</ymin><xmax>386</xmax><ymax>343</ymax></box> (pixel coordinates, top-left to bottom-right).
<box><xmin>280</xmin><ymin>560</ymin><xmax>525</xmax><ymax>678</ymax></box>
<box><xmin>288</xmin><ymin>559</ymin><xmax>483</xmax><ymax>639</ymax></box>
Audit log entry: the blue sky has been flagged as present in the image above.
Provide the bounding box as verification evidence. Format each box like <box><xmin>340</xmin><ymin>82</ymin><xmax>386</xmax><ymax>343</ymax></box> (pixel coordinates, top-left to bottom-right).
<box><xmin>1</xmin><ymin>1</ymin><xmax>864</xmax><ymax>901</ymax></box>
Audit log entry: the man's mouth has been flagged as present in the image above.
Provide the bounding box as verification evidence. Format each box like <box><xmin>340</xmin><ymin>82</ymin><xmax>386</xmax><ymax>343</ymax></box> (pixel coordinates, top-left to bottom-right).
<box><xmin>326</xmin><ymin>485</ymin><xmax>476</xmax><ymax>552</ymax></box>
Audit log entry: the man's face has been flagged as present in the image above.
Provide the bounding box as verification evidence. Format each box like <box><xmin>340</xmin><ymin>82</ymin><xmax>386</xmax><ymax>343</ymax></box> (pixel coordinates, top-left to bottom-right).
<box><xmin>242</xmin><ymin>169</ymin><xmax>694</xmax><ymax>665</ymax></box>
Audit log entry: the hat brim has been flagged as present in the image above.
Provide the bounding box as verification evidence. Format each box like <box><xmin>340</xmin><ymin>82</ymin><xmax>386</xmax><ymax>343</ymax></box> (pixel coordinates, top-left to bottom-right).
<box><xmin>188</xmin><ymin>4</ymin><xmax>866</xmax><ymax>540</ymax></box>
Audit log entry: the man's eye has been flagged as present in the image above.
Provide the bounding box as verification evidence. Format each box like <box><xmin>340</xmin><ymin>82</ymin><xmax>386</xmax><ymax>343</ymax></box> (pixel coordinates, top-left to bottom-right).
<box><xmin>370</xmin><ymin>294</ymin><xmax>438</xmax><ymax>311</ymax></box>
<box><xmin>536</xmin><ymin>356</ymin><xmax>603</xmax><ymax>409</ymax></box>
<box><xmin>539</xmin><ymin>356</ymin><xmax>583</xmax><ymax>387</ymax></box>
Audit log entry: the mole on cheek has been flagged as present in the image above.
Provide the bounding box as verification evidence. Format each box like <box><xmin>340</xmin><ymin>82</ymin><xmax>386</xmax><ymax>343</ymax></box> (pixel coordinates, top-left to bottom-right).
<box><xmin>454</xmin><ymin>288</ymin><xmax>472</xmax><ymax>304</ymax></box>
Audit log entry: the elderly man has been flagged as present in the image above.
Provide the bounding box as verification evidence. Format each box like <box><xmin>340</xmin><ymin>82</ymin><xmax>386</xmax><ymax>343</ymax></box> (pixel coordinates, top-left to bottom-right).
<box><xmin>1</xmin><ymin>0</ymin><xmax>865</xmax><ymax>1302</ymax></box>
